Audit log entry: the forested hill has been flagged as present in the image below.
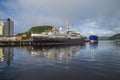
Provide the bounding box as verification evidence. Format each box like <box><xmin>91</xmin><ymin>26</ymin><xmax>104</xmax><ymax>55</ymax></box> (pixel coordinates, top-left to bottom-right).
<box><xmin>109</xmin><ymin>33</ymin><xmax>120</xmax><ymax>40</ymax></box>
<box><xmin>16</xmin><ymin>25</ymin><xmax>58</xmax><ymax>36</ymax></box>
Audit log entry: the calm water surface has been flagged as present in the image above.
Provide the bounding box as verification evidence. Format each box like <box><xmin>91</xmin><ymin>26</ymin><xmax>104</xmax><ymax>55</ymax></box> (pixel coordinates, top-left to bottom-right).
<box><xmin>0</xmin><ymin>41</ymin><xmax>120</xmax><ymax>80</ymax></box>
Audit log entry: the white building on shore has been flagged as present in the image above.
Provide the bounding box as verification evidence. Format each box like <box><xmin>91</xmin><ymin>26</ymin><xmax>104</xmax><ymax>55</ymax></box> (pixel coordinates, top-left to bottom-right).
<box><xmin>0</xmin><ymin>18</ymin><xmax>14</xmax><ymax>36</ymax></box>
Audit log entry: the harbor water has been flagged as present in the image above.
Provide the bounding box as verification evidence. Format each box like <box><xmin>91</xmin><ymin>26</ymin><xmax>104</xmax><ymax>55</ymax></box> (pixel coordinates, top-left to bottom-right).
<box><xmin>0</xmin><ymin>41</ymin><xmax>120</xmax><ymax>80</ymax></box>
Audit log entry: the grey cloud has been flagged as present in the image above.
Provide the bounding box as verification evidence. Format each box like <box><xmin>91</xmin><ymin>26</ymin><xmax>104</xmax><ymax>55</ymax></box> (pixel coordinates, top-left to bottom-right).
<box><xmin>1</xmin><ymin>0</ymin><xmax>120</xmax><ymax>34</ymax></box>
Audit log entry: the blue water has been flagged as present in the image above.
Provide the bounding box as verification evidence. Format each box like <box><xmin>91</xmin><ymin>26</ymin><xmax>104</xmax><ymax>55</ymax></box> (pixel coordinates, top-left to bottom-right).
<box><xmin>0</xmin><ymin>41</ymin><xmax>120</xmax><ymax>80</ymax></box>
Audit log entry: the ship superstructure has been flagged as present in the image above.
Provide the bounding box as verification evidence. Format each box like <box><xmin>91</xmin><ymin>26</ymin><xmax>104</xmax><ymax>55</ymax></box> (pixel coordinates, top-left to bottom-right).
<box><xmin>31</xmin><ymin>21</ymin><xmax>85</xmax><ymax>45</ymax></box>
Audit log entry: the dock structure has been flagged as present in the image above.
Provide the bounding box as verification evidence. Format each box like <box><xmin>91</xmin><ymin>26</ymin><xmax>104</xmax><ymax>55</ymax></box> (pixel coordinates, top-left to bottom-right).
<box><xmin>0</xmin><ymin>40</ymin><xmax>32</xmax><ymax>46</ymax></box>
<box><xmin>0</xmin><ymin>39</ymin><xmax>85</xmax><ymax>46</ymax></box>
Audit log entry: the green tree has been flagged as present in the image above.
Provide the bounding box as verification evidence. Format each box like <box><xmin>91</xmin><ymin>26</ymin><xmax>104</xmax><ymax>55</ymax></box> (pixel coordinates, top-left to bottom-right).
<box><xmin>16</xmin><ymin>25</ymin><xmax>59</xmax><ymax>36</ymax></box>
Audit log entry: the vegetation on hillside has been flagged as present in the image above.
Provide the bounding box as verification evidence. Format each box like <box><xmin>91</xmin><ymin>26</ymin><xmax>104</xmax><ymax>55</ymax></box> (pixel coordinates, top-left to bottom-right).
<box><xmin>16</xmin><ymin>25</ymin><xmax>58</xmax><ymax>36</ymax></box>
<box><xmin>29</xmin><ymin>25</ymin><xmax>57</xmax><ymax>33</ymax></box>
<box><xmin>109</xmin><ymin>33</ymin><xmax>120</xmax><ymax>40</ymax></box>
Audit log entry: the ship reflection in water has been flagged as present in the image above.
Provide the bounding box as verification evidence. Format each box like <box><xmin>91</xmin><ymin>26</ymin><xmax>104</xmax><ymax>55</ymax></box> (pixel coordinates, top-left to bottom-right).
<box><xmin>0</xmin><ymin>45</ymin><xmax>84</xmax><ymax>67</ymax></box>
<box><xmin>30</xmin><ymin>45</ymin><xmax>82</xmax><ymax>69</ymax></box>
<box><xmin>89</xmin><ymin>43</ymin><xmax>98</xmax><ymax>61</ymax></box>
<box><xmin>31</xmin><ymin>46</ymin><xmax>80</xmax><ymax>58</ymax></box>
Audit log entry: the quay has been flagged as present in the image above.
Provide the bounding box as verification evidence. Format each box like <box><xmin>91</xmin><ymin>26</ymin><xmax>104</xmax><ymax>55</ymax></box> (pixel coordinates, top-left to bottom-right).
<box><xmin>0</xmin><ymin>40</ymin><xmax>32</xmax><ymax>46</ymax></box>
<box><xmin>0</xmin><ymin>40</ymin><xmax>85</xmax><ymax>46</ymax></box>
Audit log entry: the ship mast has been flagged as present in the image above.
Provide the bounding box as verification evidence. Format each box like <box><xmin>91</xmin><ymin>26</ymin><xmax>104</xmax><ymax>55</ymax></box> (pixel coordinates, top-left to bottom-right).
<box><xmin>66</xmin><ymin>19</ymin><xmax>70</xmax><ymax>31</ymax></box>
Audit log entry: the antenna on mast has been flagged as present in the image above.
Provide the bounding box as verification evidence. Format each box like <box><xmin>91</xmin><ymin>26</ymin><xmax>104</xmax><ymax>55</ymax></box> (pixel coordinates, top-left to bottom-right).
<box><xmin>66</xmin><ymin>19</ymin><xmax>70</xmax><ymax>31</ymax></box>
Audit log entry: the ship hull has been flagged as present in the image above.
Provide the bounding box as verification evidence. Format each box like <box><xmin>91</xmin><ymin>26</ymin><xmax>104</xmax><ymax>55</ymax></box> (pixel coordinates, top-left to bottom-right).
<box><xmin>32</xmin><ymin>37</ymin><xmax>85</xmax><ymax>46</ymax></box>
<box><xmin>89</xmin><ymin>40</ymin><xmax>98</xmax><ymax>44</ymax></box>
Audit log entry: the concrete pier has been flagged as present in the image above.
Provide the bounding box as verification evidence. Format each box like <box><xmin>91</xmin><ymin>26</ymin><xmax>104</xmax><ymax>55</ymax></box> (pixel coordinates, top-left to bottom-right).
<box><xmin>0</xmin><ymin>40</ymin><xmax>85</xmax><ymax>46</ymax></box>
<box><xmin>0</xmin><ymin>40</ymin><xmax>32</xmax><ymax>46</ymax></box>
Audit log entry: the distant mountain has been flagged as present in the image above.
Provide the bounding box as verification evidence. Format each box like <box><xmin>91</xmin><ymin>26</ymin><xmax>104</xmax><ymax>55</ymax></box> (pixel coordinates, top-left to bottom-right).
<box><xmin>109</xmin><ymin>33</ymin><xmax>120</xmax><ymax>40</ymax></box>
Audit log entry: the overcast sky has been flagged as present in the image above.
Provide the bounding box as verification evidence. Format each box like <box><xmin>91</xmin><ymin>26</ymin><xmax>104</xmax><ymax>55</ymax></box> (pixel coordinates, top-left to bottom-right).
<box><xmin>0</xmin><ymin>0</ymin><xmax>120</xmax><ymax>36</ymax></box>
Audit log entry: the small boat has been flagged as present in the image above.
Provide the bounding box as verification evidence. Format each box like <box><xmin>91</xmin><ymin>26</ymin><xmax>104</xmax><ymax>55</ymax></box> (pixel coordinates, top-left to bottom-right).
<box><xmin>89</xmin><ymin>35</ymin><xmax>98</xmax><ymax>44</ymax></box>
